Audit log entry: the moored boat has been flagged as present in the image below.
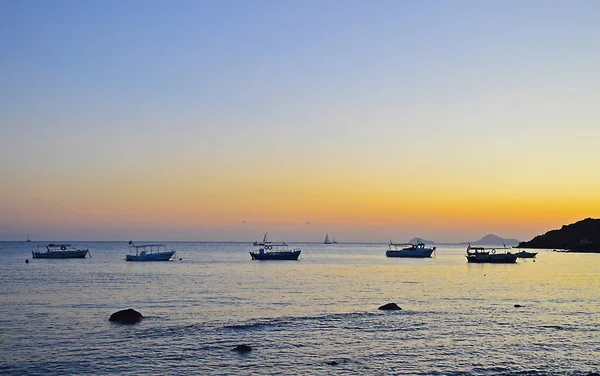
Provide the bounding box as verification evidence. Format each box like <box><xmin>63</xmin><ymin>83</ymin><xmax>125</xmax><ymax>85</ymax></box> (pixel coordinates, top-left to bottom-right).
<box><xmin>386</xmin><ymin>241</ymin><xmax>435</xmax><ymax>258</ymax></box>
<box><xmin>250</xmin><ymin>242</ymin><xmax>301</xmax><ymax>260</ymax></box>
<box><xmin>515</xmin><ymin>250</ymin><xmax>538</xmax><ymax>258</ymax></box>
<box><xmin>125</xmin><ymin>242</ymin><xmax>175</xmax><ymax>261</ymax></box>
<box><xmin>466</xmin><ymin>245</ymin><xmax>517</xmax><ymax>263</ymax></box>
<box><xmin>324</xmin><ymin>233</ymin><xmax>332</xmax><ymax>244</ymax></box>
<box><xmin>32</xmin><ymin>244</ymin><xmax>90</xmax><ymax>259</ymax></box>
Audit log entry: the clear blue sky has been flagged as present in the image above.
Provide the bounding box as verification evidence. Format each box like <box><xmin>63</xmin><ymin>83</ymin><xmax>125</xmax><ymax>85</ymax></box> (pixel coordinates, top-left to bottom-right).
<box><xmin>1</xmin><ymin>1</ymin><xmax>599</xmax><ymax>241</ymax></box>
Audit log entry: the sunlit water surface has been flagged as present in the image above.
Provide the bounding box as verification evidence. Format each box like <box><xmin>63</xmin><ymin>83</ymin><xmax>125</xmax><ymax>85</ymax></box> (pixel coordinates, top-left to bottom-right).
<box><xmin>0</xmin><ymin>242</ymin><xmax>598</xmax><ymax>375</ymax></box>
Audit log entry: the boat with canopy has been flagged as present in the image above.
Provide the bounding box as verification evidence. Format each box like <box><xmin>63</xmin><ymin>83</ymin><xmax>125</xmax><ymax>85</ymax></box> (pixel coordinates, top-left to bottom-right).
<box><xmin>125</xmin><ymin>242</ymin><xmax>175</xmax><ymax>261</ymax></box>
<box><xmin>32</xmin><ymin>244</ymin><xmax>90</xmax><ymax>259</ymax></box>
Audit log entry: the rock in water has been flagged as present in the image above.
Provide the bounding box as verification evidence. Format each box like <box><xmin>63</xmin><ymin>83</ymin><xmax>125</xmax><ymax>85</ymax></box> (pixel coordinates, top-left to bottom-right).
<box><xmin>514</xmin><ymin>304</ymin><xmax>523</xmax><ymax>308</ymax></box>
<box><xmin>109</xmin><ymin>309</ymin><xmax>144</xmax><ymax>324</ymax></box>
<box><xmin>378</xmin><ymin>302</ymin><xmax>402</xmax><ymax>311</ymax></box>
<box><xmin>232</xmin><ymin>345</ymin><xmax>252</xmax><ymax>353</ymax></box>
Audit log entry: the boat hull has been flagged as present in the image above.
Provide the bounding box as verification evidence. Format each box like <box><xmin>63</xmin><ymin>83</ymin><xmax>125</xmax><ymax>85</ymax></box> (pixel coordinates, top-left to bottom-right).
<box><xmin>516</xmin><ymin>251</ymin><xmax>537</xmax><ymax>258</ymax></box>
<box><xmin>386</xmin><ymin>249</ymin><xmax>434</xmax><ymax>258</ymax></box>
<box><xmin>466</xmin><ymin>254</ymin><xmax>518</xmax><ymax>263</ymax></box>
<box><xmin>32</xmin><ymin>250</ymin><xmax>89</xmax><ymax>259</ymax></box>
<box><xmin>250</xmin><ymin>250</ymin><xmax>301</xmax><ymax>260</ymax></box>
<box><xmin>125</xmin><ymin>251</ymin><xmax>175</xmax><ymax>261</ymax></box>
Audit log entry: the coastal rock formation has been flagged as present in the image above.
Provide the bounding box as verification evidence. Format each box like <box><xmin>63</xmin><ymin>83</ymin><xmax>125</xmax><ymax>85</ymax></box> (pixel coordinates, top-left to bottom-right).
<box><xmin>517</xmin><ymin>218</ymin><xmax>600</xmax><ymax>251</ymax></box>
<box><xmin>231</xmin><ymin>345</ymin><xmax>252</xmax><ymax>353</ymax></box>
<box><xmin>378</xmin><ymin>302</ymin><xmax>402</xmax><ymax>311</ymax></box>
<box><xmin>109</xmin><ymin>309</ymin><xmax>144</xmax><ymax>324</ymax></box>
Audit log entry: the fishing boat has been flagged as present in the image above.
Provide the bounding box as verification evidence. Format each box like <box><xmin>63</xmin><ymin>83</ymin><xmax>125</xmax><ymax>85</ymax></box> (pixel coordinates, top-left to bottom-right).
<box><xmin>324</xmin><ymin>234</ymin><xmax>332</xmax><ymax>244</ymax></box>
<box><xmin>466</xmin><ymin>245</ymin><xmax>517</xmax><ymax>263</ymax></box>
<box><xmin>32</xmin><ymin>244</ymin><xmax>90</xmax><ymax>259</ymax></box>
<box><xmin>125</xmin><ymin>242</ymin><xmax>175</xmax><ymax>261</ymax></box>
<box><xmin>253</xmin><ymin>232</ymin><xmax>271</xmax><ymax>247</ymax></box>
<box><xmin>515</xmin><ymin>250</ymin><xmax>538</xmax><ymax>258</ymax></box>
<box><xmin>386</xmin><ymin>241</ymin><xmax>435</xmax><ymax>258</ymax></box>
<box><xmin>250</xmin><ymin>242</ymin><xmax>301</xmax><ymax>260</ymax></box>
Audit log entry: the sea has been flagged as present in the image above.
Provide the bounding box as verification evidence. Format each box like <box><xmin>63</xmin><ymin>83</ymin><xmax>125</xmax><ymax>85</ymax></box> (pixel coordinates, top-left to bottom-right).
<box><xmin>0</xmin><ymin>242</ymin><xmax>598</xmax><ymax>375</ymax></box>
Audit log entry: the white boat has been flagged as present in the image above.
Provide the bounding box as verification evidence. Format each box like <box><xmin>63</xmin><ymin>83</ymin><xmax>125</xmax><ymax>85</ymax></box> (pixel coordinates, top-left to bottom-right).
<box><xmin>386</xmin><ymin>241</ymin><xmax>435</xmax><ymax>258</ymax></box>
<box><xmin>32</xmin><ymin>244</ymin><xmax>90</xmax><ymax>259</ymax></box>
<box><xmin>125</xmin><ymin>242</ymin><xmax>175</xmax><ymax>261</ymax></box>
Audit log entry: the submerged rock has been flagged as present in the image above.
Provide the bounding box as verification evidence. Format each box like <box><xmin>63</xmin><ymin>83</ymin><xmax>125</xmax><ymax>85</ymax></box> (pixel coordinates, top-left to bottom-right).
<box><xmin>326</xmin><ymin>361</ymin><xmax>339</xmax><ymax>366</ymax></box>
<box><xmin>232</xmin><ymin>344</ymin><xmax>252</xmax><ymax>353</ymax></box>
<box><xmin>514</xmin><ymin>304</ymin><xmax>523</xmax><ymax>308</ymax></box>
<box><xmin>378</xmin><ymin>302</ymin><xmax>402</xmax><ymax>311</ymax></box>
<box><xmin>109</xmin><ymin>309</ymin><xmax>144</xmax><ymax>324</ymax></box>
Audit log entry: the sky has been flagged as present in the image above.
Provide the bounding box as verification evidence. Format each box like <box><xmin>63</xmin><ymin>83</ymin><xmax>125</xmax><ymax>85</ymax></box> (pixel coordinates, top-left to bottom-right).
<box><xmin>1</xmin><ymin>0</ymin><xmax>599</xmax><ymax>242</ymax></box>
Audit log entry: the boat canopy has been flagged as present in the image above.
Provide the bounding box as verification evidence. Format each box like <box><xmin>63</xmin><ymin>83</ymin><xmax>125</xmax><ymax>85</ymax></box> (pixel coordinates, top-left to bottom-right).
<box><xmin>48</xmin><ymin>244</ymin><xmax>71</xmax><ymax>247</ymax></box>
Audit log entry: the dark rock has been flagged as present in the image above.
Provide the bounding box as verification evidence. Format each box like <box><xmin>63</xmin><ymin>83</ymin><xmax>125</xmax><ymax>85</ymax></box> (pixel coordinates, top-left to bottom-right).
<box><xmin>231</xmin><ymin>344</ymin><xmax>252</xmax><ymax>353</ymax></box>
<box><xmin>25</xmin><ymin>259</ymin><xmax>29</xmax><ymax>264</ymax></box>
<box><xmin>378</xmin><ymin>302</ymin><xmax>402</xmax><ymax>311</ymax></box>
<box><xmin>514</xmin><ymin>304</ymin><xmax>523</xmax><ymax>308</ymax></box>
<box><xmin>326</xmin><ymin>361</ymin><xmax>339</xmax><ymax>366</ymax></box>
<box><xmin>109</xmin><ymin>309</ymin><xmax>144</xmax><ymax>324</ymax></box>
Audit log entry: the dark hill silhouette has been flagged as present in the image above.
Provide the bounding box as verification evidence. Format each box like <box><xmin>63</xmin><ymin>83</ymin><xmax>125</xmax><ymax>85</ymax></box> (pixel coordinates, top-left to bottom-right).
<box><xmin>518</xmin><ymin>218</ymin><xmax>600</xmax><ymax>252</ymax></box>
<box><xmin>408</xmin><ymin>237</ymin><xmax>434</xmax><ymax>244</ymax></box>
<box><xmin>469</xmin><ymin>234</ymin><xmax>519</xmax><ymax>246</ymax></box>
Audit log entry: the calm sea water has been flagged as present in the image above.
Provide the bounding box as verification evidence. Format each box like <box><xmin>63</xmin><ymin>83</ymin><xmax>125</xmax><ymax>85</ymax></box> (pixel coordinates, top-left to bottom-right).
<box><xmin>0</xmin><ymin>242</ymin><xmax>598</xmax><ymax>375</ymax></box>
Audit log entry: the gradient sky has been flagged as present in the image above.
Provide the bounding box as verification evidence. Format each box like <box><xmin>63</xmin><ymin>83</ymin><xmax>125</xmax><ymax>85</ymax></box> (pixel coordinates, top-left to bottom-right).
<box><xmin>1</xmin><ymin>0</ymin><xmax>599</xmax><ymax>242</ymax></box>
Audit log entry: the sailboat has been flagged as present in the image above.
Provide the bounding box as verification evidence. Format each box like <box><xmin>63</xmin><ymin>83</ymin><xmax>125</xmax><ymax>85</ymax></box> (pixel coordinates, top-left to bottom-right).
<box><xmin>332</xmin><ymin>237</ymin><xmax>338</xmax><ymax>244</ymax></box>
<box><xmin>324</xmin><ymin>234</ymin><xmax>331</xmax><ymax>244</ymax></box>
<box><xmin>253</xmin><ymin>232</ymin><xmax>271</xmax><ymax>247</ymax></box>
<box><xmin>25</xmin><ymin>234</ymin><xmax>32</xmax><ymax>243</ymax></box>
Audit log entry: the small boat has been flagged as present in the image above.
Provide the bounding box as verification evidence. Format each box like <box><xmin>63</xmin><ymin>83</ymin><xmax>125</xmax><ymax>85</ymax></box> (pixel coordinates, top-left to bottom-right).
<box><xmin>466</xmin><ymin>245</ymin><xmax>517</xmax><ymax>263</ymax></box>
<box><xmin>332</xmin><ymin>236</ymin><xmax>338</xmax><ymax>244</ymax></box>
<box><xmin>386</xmin><ymin>241</ymin><xmax>436</xmax><ymax>258</ymax></box>
<box><xmin>32</xmin><ymin>244</ymin><xmax>90</xmax><ymax>259</ymax></box>
<box><xmin>324</xmin><ymin>233</ymin><xmax>332</xmax><ymax>244</ymax></box>
<box><xmin>125</xmin><ymin>242</ymin><xmax>175</xmax><ymax>261</ymax></box>
<box><xmin>250</xmin><ymin>242</ymin><xmax>301</xmax><ymax>260</ymax></box>
<box><xmin>25</xmin><ymin>234</ymin><xmax>32</xmax><ymax>243</ymax></box>
<box><xmin>515</xmin><ymin>250</ymin><xmax>538</xmax><ymax>258</ymax></box>
<box><xmin>253</xmin><ymin>232</ymin><xmax>271</xmax><ymax>247</ymax></box>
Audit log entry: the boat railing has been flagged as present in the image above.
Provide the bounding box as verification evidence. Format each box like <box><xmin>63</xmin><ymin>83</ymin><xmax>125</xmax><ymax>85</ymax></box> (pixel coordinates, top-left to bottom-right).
<box><xmin>466</xmin><ymin>245</ymin><xmax>511</xmax><ymax>255</ymax></box>
<box><xmin>388</xmin><ymin>241</ymin><xmax>427</xmax><ymax>250</ymax></box>
<box><xmin>257</xmin><ymin>242</ymin><xmax>299</xmax><ymax>252</ymax></box>
<box><xmin>43</xmin><ymin>244</ymin><xmax>72</xmax><ymax>251</ymax></box>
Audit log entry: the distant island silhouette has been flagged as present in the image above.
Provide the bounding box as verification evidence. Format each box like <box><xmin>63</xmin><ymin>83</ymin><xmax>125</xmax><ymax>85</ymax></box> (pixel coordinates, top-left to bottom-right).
<box><xmin>465</xmin><ymin>234</ymin><xmax>520</xmax><ymax>246</ymax></box>
<box><xmin>408</xmin><ymin>237</ymin><xmax>434</xmax><ymax>244</ymax></box>
<box><xmin>517</xmin><ymin>218</ymin><xmax>600</xmax><ymax>252</ymax></box>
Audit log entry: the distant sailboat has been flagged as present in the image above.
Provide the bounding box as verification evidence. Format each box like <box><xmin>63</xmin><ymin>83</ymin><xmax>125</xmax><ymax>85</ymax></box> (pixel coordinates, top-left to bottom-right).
<box><xmin>253</xmin><ymin>232</ymin><xmax>271</xmax><ymax>247</ymax></box>
<box><xmin>332</xmin><ymin>237</ymin><xmax>338</xmax><ymax>244</ymax></box>
<box><xmin>324</xmin><ymin>234</ymin><xmax>331</xmax><ymax>244</ymax></box>
<box><xmin>25</xmin><ymin>234</ymin><xmax>32</xmax><ymax>243</ymax></box>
